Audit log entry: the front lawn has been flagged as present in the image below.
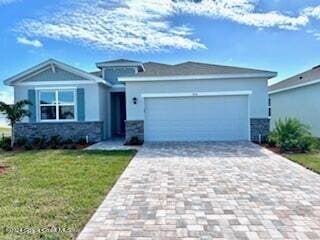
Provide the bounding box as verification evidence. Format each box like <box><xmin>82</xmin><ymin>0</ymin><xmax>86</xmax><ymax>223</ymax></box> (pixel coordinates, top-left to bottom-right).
<box><xmin>285</xmin><ymin>153</ymin><xmax>320</xmax><ymax>174</ymax></box>
<box><xmin>0</xmin><ymin>150</ymin><xmax>135</xmax><ymax>240</ymax></box>
<box><xmin>283</xmin><ymin>138</ymin><xmax>320</xmax><ymax>174</ymax></box>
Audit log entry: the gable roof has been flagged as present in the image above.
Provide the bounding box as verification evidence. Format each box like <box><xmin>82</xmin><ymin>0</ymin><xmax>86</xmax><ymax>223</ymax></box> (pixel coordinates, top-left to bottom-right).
<box><xmin>136</xmin><ymin>61</ymin><xmax>276</xmax><ymax>77</ymax></box>
<box><xmin>96</xmin><ymin>58</ymin><xmax>144</xmax><ymax>71</ymax></box>
<box><xmin>269</xmin><ymin>65</ymin><xmax>320</xmax><ymax>94</ymax></box>
<box><xmin>4</xmin><ymin>59</ymin><xmax>111</xmax><ymax>87</ymax></box>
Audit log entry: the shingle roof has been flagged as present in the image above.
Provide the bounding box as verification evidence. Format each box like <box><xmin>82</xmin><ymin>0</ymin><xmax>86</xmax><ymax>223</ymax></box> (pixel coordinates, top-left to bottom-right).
<box><xmin>269</xmin><ymin>65</ymin><xmax>320</xmax><ymax>93</ymax></box>
<box><xmin>90</xmin><ymin>60</ymin><xmax>276</xmax><ymax>80</ymax></box>
<box><xmin>90</xmin><ymin>70</ymin><xmax>102</xmax><ymax>77</ymax></box>
<box><xmin>136</xmin><ymin>61</ymin><xmax>276</xmax><ymax>77</ymax></box>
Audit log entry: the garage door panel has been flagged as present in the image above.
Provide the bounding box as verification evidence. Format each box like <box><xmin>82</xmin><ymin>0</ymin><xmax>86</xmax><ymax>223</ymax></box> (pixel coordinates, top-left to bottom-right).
<box><xmin>144</xmin><ymin>95</ymin><xmax>249</xmax><ymax>141</ymax></box>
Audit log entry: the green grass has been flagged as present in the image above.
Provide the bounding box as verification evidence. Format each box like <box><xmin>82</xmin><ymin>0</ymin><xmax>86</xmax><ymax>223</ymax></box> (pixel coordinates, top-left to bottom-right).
<box><xmin>286</xmin><ymin>153</ymin><xmax>320</xmax><ymax>174</ymax></box>
<box><xmin>0</xmin><ymin>150</ymin><xmax>135</xmax><ymax>240</ymax></box>
<box><xmin>0</xmin><ymin>127</ymin><xmax>10</xmax><ymax>137</ymax></box>
<box><xmin>284</xmin><ymin>138</ymin><xmax>320</xmax><ymax>174</ymax></box>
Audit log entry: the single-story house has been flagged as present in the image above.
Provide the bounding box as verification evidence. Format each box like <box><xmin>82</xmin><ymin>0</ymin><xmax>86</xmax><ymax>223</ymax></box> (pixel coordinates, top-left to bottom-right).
<box><xmin>3</xmin><ymin>59</ymin><xmax>276</xmax><ymax>143</ymax></box>
<box><xmin>269</xmin><ymin>65</ymin><xmax>320</xmax><ymax>137</ymax></box>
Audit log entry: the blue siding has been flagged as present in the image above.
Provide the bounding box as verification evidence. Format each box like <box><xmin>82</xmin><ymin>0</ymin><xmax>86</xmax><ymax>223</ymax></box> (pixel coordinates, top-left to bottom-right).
<box><xmin>103</xmin><ymin>67</ymin><xmax>136</xmax><ymax>85</ymax></box>
<box><xmin>77</xmin><ymin>88</ymin><xmax>85</xmax><ymax>121</ymax></box>
<box><xmin>28</xmin><ymin>89</ymin><xmax>36</xmax><ymax>123</ymax></box>
<box><xmin>24</xmin><ymin>67</ymin><xmax>86</xmax><ymax>82</ymax></box>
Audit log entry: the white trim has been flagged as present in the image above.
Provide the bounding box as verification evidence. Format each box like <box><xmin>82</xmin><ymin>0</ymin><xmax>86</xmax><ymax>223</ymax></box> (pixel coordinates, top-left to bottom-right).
<box><xmin>141</xmin><ymin>91</ymin><xmax>252</xmax><ymax>99</ymax></box>
<box><xmin>51</xmin><ymin>63</ymin><xmax>56</xmax><ymax>73</ymax></box>
<box><xmin>37</xmin><ymin>89</ymin><xmax>77</xmax><ymax>122</ymax></box>
<box><xmin>111</xmin><ymin>84</ymin><xmax>126</xmax><ymax>88</ymax></box>
<box><xmin>16</xmin><ymin>66</ymin><xmax>52</xmax><ymax>83</ymax></box>
<box><xmin>110</xmin><ymin>84</ymin><xmax>126</xmax><ymax>92</ymax></box>
<box><xmin>96</xmin><ymin>62</ymin><xmax>144</xmax><ymax>70</ymax></box>
<box><xmin>269</xmin><ymin>78</ymin><xmax>320</xmax><ymax>94</ymax></box>
<box><xmin>16</xmin><ymin>80</ymin><xmax>96</xmax><ymax>86</ymax></box>
<box><xmin>4</xmin><ymin>58</ymin><xmax>111</xmax><ymax>87</ymax></box>
<box><xmin>35</xmin><ymin>86</ymin><xmax>77</xmax><ymax>90</ymax></box>
<box><xmin>119</xmin><ymin>72</ymin><xmax>276</xmax><ymax>82</ymax></box>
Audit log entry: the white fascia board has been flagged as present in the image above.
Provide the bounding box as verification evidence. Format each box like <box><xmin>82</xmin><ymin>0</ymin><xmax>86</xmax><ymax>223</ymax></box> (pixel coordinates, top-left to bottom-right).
<box><xmin>97</xmin><ymin>62</ymin><xmax>144</xmax><ymax>70</ymax></box>
<box><xmin>4</xmin><ymin>58</ymin><xmax>112</xmax><ymax>87</ymax></box>
<box><xmin>269</xmin><ymin>79</ymin><xmax>320</xmax><ymax>95</ymax></box>
<box><xmin>15</xmin><ymin>80</ymin><xmax>96</xmax><ymax>86</ymax></box>
<box><xmin>110</xmin><ymin>84</ymin><xmax>125</xmax><ymax>92</ymax></box>
<box><xmin>119</xmin><ymin>72</ymin><xmax>277</xmax><ymax>82</ymax></box>
<box><xmin>141</xmin><ymin>91</ymin><xmax>252</xmax><ymax>98</ymax></box>
<box><xmin>4</xmin><ymin>59</ymin><xmax>53</xmax><ymax>85</ymax></box>
<box><xmin>35</xmin><ymin>86</ymin><xmax>77</xmax><ymax>90</ymax></box>
<box><xmin>111</xmin><ymin>84</ymin><xmax>125</xmax><ymax>88</ymax></box>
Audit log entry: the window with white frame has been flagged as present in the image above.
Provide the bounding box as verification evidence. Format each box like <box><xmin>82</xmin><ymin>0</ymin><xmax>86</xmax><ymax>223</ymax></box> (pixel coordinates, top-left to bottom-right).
<box><xmin>39</xmin><ymin>90</ymin><xmax>76</xmax><ymax>121</ymax></box>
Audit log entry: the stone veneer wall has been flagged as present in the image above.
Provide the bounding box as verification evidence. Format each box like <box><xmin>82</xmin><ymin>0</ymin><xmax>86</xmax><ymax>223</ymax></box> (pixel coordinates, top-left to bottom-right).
<box><xmin>250</xmin><ymin>118</ymin><xmax>270</xmax><ymax>143</ymax></box>
<box><xmin>125</xmin><ymin>120</ymin><xmax>144</xmax><ymax>143</ymax></box>
<box><xmin>14</xmin><ymin>121</ymin><xmax>103</xmax><ymax>143</ymax></box>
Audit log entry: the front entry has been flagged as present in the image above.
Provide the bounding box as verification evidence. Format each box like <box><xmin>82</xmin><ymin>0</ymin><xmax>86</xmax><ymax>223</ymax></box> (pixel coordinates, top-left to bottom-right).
<box><xmin>111</xmin><ymin>92</ymin><xmax>126</xmax><ymax>137</ymax></box>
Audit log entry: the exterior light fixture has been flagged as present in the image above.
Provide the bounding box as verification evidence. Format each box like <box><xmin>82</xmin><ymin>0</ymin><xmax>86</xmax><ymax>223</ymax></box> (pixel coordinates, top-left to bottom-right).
<box><xmin>132</xmin><ymin>97</ymin><xmax>138</xmax><ymax>104</ymax></box>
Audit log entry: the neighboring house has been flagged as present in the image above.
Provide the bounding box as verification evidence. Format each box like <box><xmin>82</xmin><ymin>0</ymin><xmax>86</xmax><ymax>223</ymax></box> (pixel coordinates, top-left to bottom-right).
<box><xmin>3</xmin><ymin>59</ymin><xmax>276</xmax><ymax>143</ymax></box>
<box><xmin>269</xmin><ymin>65</ymin><xmax>320</xmax><ymax>137</ymax></box>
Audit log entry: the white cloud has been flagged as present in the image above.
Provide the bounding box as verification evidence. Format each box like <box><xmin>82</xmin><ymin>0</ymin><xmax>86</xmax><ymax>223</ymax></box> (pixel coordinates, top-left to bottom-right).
<box><xmin>0</xmin><ymin>0</ymin><xmax>18</xmax><ymax>5</ymax></box>
<box><xmin>15</xmin><ymin>0</ymin><xmax>311</xmax><ymax>52</ymax></box>
<box><xmin>301</xmin><ymin>5</ymin><xmax>320</xmax><ymax>40</ymax></box>
<box><xmin>16</xmin><ymin>0</ymin><xmax>205</xmax><ymax>52</ymax></box>
<box><xmin>17</xmin><ymin>36</ymin><xmax>43</xmax><ymax>48</ymax></box>
<box><xmin>173</xmin><ymin>0</ymin><xmax>308</xmax><ymax>30</ymax></box>
<box><xmin>302</xmin><ymin>5</ymin><xmax>320</xmax><ymax>19</ymax></box>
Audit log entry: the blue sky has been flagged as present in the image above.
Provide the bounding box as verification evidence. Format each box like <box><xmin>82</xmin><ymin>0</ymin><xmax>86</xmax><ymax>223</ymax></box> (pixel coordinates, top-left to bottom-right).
<box><xmin>1</xmin><ymin>0</ymin><xmax>320</xmax><ymax>103</ymax></box>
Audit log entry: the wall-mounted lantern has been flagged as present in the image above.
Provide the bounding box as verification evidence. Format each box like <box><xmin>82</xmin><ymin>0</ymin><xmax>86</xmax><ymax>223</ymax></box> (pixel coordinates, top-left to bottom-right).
<box><xmin>132</xmin><ymin>97</ymin><xmax>138</xmax><ymax>105</ymax></box>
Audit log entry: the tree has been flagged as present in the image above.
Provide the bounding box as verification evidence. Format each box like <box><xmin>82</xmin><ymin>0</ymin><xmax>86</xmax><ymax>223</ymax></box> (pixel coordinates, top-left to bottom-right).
<box><xmin>0</xmin><ymin>100</ymin><xmax>32</xmax><ymax>148</ymax></box>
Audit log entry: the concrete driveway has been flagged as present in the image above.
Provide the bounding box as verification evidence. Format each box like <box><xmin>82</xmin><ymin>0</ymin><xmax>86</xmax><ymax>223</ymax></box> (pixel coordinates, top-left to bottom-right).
<box><xmin>77</xmin><ymin>142</ymin><xmax>320</xmax><ymax>240</ymax></box>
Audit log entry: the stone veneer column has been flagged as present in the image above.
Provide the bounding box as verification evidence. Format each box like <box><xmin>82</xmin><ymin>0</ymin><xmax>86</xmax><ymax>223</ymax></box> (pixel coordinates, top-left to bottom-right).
<box><xmin>250</xmin><ymin>118</ymin><xmax>270</xmax><ymax>143</ymax></box>
<box><xmin>125</xmin><ymin>120</ymin><xmax>144</xmax><ymax>144</ymax></box>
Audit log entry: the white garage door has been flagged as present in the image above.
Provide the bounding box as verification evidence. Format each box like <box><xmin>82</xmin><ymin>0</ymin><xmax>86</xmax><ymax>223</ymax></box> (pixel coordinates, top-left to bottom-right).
<box><xmin>144</xmin><ymin>95</ymin><xmax>249</xmax><ymax>141</ymax></box>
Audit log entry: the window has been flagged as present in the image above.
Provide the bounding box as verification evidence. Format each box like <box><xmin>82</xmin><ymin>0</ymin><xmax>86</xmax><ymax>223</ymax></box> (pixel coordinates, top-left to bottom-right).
<box><xmin>268</xmin><ymin>98</ymin><xmax>271</xmax><ymax>118</ymax></box>
<box><xmin>39</xmin><ymin>90</ymin><xmax>76</xmax><ymax>121</ymax></box>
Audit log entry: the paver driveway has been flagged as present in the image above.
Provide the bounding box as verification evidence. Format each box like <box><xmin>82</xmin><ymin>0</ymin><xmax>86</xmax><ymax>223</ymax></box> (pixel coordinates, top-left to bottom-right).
<box><xmin>77</xmin><ymin>142</ymin><xmax>320</xmax><ymax>240</ymax></box>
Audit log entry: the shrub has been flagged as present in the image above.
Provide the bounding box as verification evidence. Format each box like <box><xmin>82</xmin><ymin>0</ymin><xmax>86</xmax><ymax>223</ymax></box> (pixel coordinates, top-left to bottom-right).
<box><xmin>270</xmin><ymin>118</ymin><xmax>312</xmax><ymax>152</ymax></box>
<box><xmin>266</xmin><ymin>132</ymin><xmax>277</xmax><ymax>147</ymax></box>
<box><xmin>0</xmin><ymin>137</ymin><xmax>11</xmax><ymax>149</ymax></box>
<box><xmin>33</xmin><ymin>136</ymin><xmax>48</xmax><ymax>149</ymax></box>
<box><xmin>24</xmin><ymin>144</ymin><xmax>33</xmax><ymax>151</ymax></box>
<box><xmin>78</xmin><ymin>138</ymin><xmax>87</xmax><ymax>145</ymax></box>
<box><xmin>63</xmin><ymin>138</ymin><xmax>73</xmax><ymax>145</ymax></box>
<box><xmin>69</xmin><ymin>144</ymin><xmax>77</xmax><ymax>149</ymax></box>
<box><xmin>125</xmin><ymin>136</ymin><xmax>144</xmax><ymax>146</ymax></box>
<box><xmin>49</xmin><ymin>135</ymin><xmax>62</xmax><ymax>146</ymax></box>
<box><xmin>2</xmin><ymin>145</ymin><xmax>13</xmax><ymax>151</ymax></box>
<box><xmin>15</xmin><ymin>137</ymin><xmax>28</xmax><ymax>147</ymax></box>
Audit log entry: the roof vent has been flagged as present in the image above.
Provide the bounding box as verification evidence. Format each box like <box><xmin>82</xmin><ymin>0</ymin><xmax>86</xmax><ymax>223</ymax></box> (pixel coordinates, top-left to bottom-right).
<box><xmin>312</xmin><ymin>65</ymin><xmax>320</xmax><ymax>69</ymax></box>
<box><xmin>299</xmin><ymin>76</ymin><xmax>303</xmax><ymax>80</ymax></box>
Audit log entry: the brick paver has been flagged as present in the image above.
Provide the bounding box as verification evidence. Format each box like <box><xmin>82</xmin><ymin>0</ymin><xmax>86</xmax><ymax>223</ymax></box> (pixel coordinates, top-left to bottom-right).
<box><xmin>77</xmin><ymin>142</ymin><xmax>320</xmax><ymax>240</ymax></box>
